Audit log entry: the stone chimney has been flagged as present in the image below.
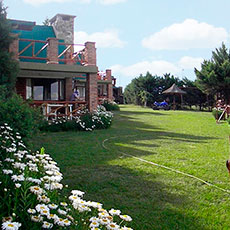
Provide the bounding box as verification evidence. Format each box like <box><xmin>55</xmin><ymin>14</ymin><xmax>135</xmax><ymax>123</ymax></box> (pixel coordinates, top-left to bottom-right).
<box><xmin>49</xmin><ymin>14</ymin><xmax>76</xmax><ymax>44</ymax></box>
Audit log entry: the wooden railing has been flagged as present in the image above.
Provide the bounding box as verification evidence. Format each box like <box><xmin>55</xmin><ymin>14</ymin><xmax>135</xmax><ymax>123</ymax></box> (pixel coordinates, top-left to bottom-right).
<box><xmin>32</xmin><ymin>101</ymin><xmax>87</xmax><ymax>120</ymax></box>
<box><xmin>19</xmin><ymin>39</ymin><xmax>48</xmax><ymax>61</ymax></box>
<box><xmin>18</xmin><ymin>38</ymin><xmax>87</xmax><ymax>65</ymax></box>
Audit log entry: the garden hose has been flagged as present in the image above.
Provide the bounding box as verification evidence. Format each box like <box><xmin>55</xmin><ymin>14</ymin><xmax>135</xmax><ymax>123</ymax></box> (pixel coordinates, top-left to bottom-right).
<box><xmin>102</xmin><ymin>135</ymin><xmax>230</xmax><ymax>195</ymax></box>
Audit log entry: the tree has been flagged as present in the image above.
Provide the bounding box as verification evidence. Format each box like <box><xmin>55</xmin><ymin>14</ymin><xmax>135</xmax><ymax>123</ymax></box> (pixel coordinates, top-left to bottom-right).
<box><xmin>195</xmin><ymin>43</ymin><xmax>230</xmax><ymax>103</ymax></box>
<box><xmin>43</xmin><ymin>17</ymin><xmax>50</xmax><ymax>26</ymax></box>
<box><xmin>0</xmin><ymin>0</ymin><xmax>18</xmax><ymax>97</ymax></box>
<box><xmin>124</xmin><ymin>72</ymin><xmax>183</xmax><ymax>106</ymax></box>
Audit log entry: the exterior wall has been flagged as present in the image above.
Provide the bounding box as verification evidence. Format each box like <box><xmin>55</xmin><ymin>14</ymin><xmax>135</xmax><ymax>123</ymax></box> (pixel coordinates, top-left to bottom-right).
<box><xmin>86</xmin><ymin>73</ymin><xmax>98</xmax><ymax>112</ymax></box>
<box><xmin>16</xmin><ymin>78</ymin><xmax>26</xmax><ymax>100</ymax></box>
<box><xmin>106</xmin><ymin>69</ymin><xmax>113</xmax><ymax>100</ymax></box>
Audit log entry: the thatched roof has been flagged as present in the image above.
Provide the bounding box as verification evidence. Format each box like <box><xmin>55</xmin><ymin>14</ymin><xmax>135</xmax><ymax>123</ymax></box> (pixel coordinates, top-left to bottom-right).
<box><xmin>162</xmin><ymin>83</ymin><xmax>186</xmax><ymax>94</ymax></box>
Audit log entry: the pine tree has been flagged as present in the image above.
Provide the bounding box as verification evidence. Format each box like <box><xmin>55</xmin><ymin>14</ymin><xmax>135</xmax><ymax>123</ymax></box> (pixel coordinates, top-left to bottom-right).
<box><xmin>0</xmin><ymin>0</ymin><xmax>18</xmax><ymax>97</ymax></box>
<box><xmin>195</xmin><ymin>43</ymin><xmax>230</xmax><ymax>103</ymax></box>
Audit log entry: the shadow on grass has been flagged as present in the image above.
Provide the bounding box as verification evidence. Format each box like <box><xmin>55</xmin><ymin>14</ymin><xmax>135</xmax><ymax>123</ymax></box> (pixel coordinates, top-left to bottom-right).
<box><xmin>63</xmin><ymin>164</ymin><xmax>210</xmax><ymax>230</ymax></box>
<box><xmin>31</xmin><ymin>108</ymin><xmax>219</xmax><ymax>230</ymax></box>
<box><xmin>107</xmin><ymin>109</ymin><xmax>218</xmax><ymax>157</ymax></box>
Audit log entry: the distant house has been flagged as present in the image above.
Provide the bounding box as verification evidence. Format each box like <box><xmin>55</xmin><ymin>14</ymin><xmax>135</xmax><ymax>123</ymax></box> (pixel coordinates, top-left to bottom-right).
<box><xmin>9</xmin><ymin>14</ymin><xmax>113</xmax><ymax>116</ymax></box>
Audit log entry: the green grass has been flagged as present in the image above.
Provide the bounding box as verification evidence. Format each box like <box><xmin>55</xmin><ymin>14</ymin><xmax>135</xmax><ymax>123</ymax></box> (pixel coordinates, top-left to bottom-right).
<box><xmin>31</xmin><ymin>105</ymin><xmax>230</xmax><ymax>230</ymax></box>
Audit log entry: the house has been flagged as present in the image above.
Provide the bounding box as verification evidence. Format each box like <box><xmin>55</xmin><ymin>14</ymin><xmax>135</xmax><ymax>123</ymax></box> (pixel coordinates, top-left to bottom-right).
<box><xmin>9</xmin><ymin>14</ymin><xmax>113</xmax><ymax>117</ymax></box>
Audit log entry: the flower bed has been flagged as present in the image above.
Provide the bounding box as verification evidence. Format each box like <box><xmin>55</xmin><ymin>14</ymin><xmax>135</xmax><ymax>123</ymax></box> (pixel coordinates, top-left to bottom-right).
<box><xmin>0</xmin><ymin>124</ymin><xmax>133</xmax><ymax>230</ymax></box>
<box><xmin>101</xmin><ymin>100</ymin><xmax>120</xmax><ymax>111</ymax></box>
<box><xmin>40</xmin><ymin>105</ymin><xmax>113</xmax><ymax>132</ymax></box>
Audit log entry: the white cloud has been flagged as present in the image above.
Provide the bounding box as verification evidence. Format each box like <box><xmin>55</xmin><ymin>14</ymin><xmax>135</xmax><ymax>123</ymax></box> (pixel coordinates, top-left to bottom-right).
<box><xmin>111</xmin><ymin>56</ymin><xmax>204</xmax><ymax>79</ymax></box>
<box><xmin>142</xmin><ymin>19</ymin><xmax>228</xmax><ymax>50</ymax></box>
<box><xmin>110</xmin><ymin>60</ymin><xmax>180</xmax><ymax>77</ymax></box>
<box><xmin>74</xmin><ymin>30</ymin><xmax>125</xmax><ymax>48</ymax></box>
<box><xmin>97</xmin><ymin>0</ymin><xmax>127</xmax><ymax>5</ymax></box>
<box><xmin>178</xmin><ymin>56</ymin><xmax>204</xmax><ymax>70</ymax></box>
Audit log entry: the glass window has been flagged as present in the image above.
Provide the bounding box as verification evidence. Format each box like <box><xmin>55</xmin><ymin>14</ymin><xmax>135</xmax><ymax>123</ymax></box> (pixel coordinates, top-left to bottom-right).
<box><xmin>51</xmin><ymin>81</ymin><xmax>59</xmax><ymax>100</ymax></box>
<box><xmin>98</xmin><ymin>84</ymin><xmax>108</xmax><ymax>96</ymax></box>
<box><xmin>26</xmin><ymin>78</ymin><xmax>65</xmax><ymax>101</ymax></box>
<box><xmin>74</xmin><ymin>82</ymin><xmax>86</xmax><ymax>99</ymax></box>
<box><xmin>26</xmin><ymin>79</ymin><xmax>32</xmax><ymax>99</ymax></box>
<box><xmin>34</xmin><ymin>86</ymin><xmax>43</xmax><ymax>100</ymax></box>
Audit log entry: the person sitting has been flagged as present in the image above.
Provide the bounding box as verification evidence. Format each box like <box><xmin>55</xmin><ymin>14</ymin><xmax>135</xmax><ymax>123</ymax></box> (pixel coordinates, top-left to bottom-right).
<box><xmin>70</xmin><ymin>89</ymin><xmax>80</xmax><ymax>101</ymax></box>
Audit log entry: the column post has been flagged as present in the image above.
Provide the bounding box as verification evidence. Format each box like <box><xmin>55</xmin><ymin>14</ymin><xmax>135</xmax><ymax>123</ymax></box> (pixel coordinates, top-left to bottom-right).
<box><xmin>47</xmin><ymin>37</ymin><xmax>59</xmax><ymax>64</ymax></box>
<box><xmin>106</xmin><ymin>69</ymin><xmax>113</xmax><ymax>101</ymax></box>
<box><xmin>86</xmin><ymin>73</ymin><xmax>98</xmax><ymax>112</ymax></box>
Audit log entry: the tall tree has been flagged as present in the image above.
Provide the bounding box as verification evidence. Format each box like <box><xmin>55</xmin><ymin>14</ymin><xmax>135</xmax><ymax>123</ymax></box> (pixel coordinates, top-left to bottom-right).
<box><xmin>124</xmin><ymin>72</ymin><xmax>183</xmax><ymax>106</ymax></box>
<box><xmin>195</xmin><ymin>43</ymin><xmax>230</xmax><ymax>103</ymax></box>
<box><xmin>0</xmin><ymin>0</ymin><xmax>18</xmax><ymax>97</ymax></box>
<box><xmin>43</xmin><ymin>17</ymin><xmax>50</xmax><ymax>26</ymax></box>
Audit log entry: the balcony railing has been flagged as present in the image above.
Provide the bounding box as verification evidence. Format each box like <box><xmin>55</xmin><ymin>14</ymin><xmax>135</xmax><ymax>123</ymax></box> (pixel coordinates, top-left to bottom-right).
<box><xmin>18</xmin><ymin>38</ymin><xmax>87</xmax><ymax>65</ymax></box>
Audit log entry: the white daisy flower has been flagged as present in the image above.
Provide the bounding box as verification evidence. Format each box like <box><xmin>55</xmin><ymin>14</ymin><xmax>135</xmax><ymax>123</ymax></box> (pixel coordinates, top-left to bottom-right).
<box><xmin>2</xmin><ymin>221</ymin><xmax>21</xmax><ymax>230</ymax></box>
<box><xmin>47</xmin><ymin>213</ymin><xmax>58</xmax><ymax>220</ymax></box>
<box><xmin>48</xmin><ymin>203</ymin><xmax>58</xmax><ymax>209</ymax></box>
<box><xmin>89</xmin><ymin>221</ymin><xmax>100</xmax><ymax>228</ymax></box>
<box><xmin>58</xmin><ymin>209</ymin><xmax>67</xmax><ymax>215</ymax></box>
<box><xmin>99</xmin><ymin>218</ymin><xmax>110</xmax><ymax>225</ymax></box>
<box><xmin>119</xmin><ymin>215</ymin><xmax>132</xmax><ymax>222</ymax></box>
<box><xmin>30</xmin><ymin>186</ymin><xmax>44</xmax><ymax>195</ymax></box>
<box><xmin>3</xmin><ymin>169</ymin><xmax>13</xmax><ymax>175</ymax></box>
<box><xmin>35</xmin><ymin>204</ymin><xmax>49</xmax><ymax>213</ymax></box>
<box><xmin>60</xmin><ymin>202</ymin><xmax>68</xmax><ymax>207</ymax></box>
<box><xmin>109</xmin><ymin>209</ymin><xmax>121</xmax><ymax>216</ymax></box>
<box><xmin>27</xmin><ymin>208</ymin><xmax>36</xmax><ymax>214</ymax></box>
<box><xmin>120</xmin><ymin>226</ymin><xmax>133</xmax><ymax>230</ymax></box>
<box><xmin>71</xmin><ymin>190</ymin><xmax>85</xmax><ymax>197</ymax></box>
<box><xmin>31</xmin><ymin>215</ymin><xmax>43</xmax><ymax>222</ymax></box>
<box><xmin>15</xmin><ymin>183</ymin><xmax>21</xmax><ymax>188</ymax></box>
<box><xmin>106</xmin><ymin>223</ymin><xmax>120</xmax><ymax>230</ymax></box>
<box><xmin>11</xmin><ymin>174</ymin><xmax>25</xmax><ymax>182</ymax></box>
<box><xmin>42</xmin><ymin>221</ymin><xmax>53</xmax><ymax>229</ymax></box>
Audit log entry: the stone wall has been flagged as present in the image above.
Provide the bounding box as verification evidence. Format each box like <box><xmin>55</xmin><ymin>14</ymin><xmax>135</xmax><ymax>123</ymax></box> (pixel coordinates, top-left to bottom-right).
<box><xmin>49</xmin><ymin>14</ymin><xmax>76</xmax><ymax>44</ymax></box>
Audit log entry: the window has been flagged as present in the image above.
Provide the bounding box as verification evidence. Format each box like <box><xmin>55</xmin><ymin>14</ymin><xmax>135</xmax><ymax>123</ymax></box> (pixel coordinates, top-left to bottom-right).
<box><xmin>26</xmin><ymin>78</ymin><xmax>65</xmax><ymax>101</ymax></box>
<box><xmin>98</xmin><ymin>84</ymin><xmax>108</xmax><ymax>97</ymax></box>
<box><xmin>26</xmin><ymin>79</ymin><xmax>32</xmax><ymax>99</ymax></box>
<box><xmin>74</xmin><ymin>81</ymin><xmax>86</xmax><ymax>100</ymax></box>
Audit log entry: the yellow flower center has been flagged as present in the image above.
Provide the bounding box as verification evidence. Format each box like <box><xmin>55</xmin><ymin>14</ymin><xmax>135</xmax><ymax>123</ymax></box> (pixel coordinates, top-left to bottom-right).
<box><xmin>8</xmin><ymin>224</ymin><xmax>14</xmax><ymax>227</ymax></box>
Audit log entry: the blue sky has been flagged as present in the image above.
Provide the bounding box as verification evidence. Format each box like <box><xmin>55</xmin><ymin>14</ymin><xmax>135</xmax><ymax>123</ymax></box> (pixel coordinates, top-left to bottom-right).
<box><xmin>4</xmin><ymin>0</ymin><xmax>230</xmax><ymax>88</ymax></box>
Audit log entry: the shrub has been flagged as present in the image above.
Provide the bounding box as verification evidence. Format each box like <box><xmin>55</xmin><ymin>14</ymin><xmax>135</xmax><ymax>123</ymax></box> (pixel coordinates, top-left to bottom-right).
<box><xmin>0</xmin><ymin>93</ymin><xmax>43</xmax><ymax>140</ymax></box>
<box><xmin>40</xmin><ymin>105</ymin><xmax>113</xmax><ymax>132</ymax></box>
<box><xmin>0</xmin><ymin>124</ymin><xmax>133</xmax><ymax>230</ymax></box>
<box><xmin>101</xmin><ymin>99</ymin><xmax>120</xmax><ymax>111</ymax></box>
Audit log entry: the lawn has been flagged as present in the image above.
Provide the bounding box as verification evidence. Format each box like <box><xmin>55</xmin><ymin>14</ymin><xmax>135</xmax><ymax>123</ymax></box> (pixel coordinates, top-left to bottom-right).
<box><xmin>31</xmin><ymin>105</ymin><xmax>230</xmax><ymax>230</ymax></box>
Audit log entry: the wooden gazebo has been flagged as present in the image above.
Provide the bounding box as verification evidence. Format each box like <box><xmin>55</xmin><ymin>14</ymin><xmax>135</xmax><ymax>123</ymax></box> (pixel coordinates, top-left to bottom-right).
<box><xmin>162</xmin><ymin>83</ymin><xmax>186</xmax><ymax>110</ymax></box>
